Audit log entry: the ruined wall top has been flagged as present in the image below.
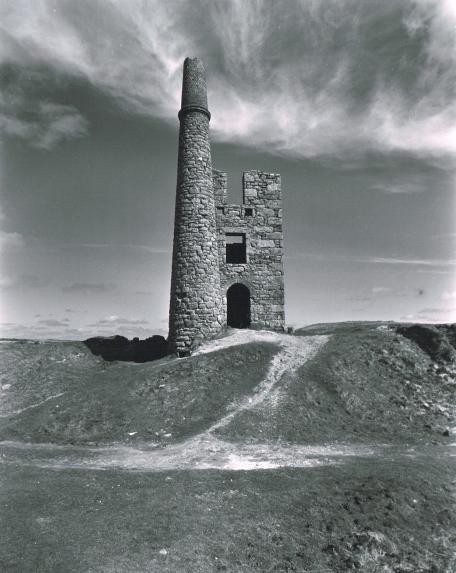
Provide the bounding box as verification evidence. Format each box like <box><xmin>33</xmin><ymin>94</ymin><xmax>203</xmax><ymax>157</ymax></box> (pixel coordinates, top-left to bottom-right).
<box><xmin>179</xmin><ymin>57</ymin><xmax>211</xmax><ymax>120</ymax></box>
<box><xmin>212</xmin><ymin>169</ymin><xmax>281</xmax><ymax>207</ymax></box>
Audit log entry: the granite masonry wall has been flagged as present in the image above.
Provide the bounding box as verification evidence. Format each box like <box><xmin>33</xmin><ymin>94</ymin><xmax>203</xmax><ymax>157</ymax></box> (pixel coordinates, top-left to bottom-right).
<box><xmin>169</xmin><ymin>57</ymin><xmax>285</xmax><ymax>355</ymax></box>
<box><xmin>168</xmin><ymin>58</ymin><xmax>223</xmax><ymax>356</ymax></box>
<box><xmin>214</xmin><ymin>169</ymin><xmax>285</xmax><ymax>330</ymax></box>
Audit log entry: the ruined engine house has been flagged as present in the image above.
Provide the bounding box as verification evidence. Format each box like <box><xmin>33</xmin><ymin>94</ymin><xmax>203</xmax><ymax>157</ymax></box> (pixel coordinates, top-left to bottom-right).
<box><xmin>169</xmin><ymin>58</ymin><xmax>285</xmax><ymax>356</ymax></box>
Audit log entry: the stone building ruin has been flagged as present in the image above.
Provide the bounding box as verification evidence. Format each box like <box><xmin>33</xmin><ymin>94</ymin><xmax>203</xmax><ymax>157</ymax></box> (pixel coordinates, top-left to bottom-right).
<box><xmin>169</xmin><ymin>57</ymin><xmax>285</xmax><ymax>356</ymax></box>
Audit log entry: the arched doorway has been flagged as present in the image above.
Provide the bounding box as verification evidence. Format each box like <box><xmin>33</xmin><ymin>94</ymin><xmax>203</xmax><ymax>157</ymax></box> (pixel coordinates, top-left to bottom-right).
<box><xmin>227</xmin><ymin>283</ymin><xmax>251</xmax><ymax>328</ymax></box>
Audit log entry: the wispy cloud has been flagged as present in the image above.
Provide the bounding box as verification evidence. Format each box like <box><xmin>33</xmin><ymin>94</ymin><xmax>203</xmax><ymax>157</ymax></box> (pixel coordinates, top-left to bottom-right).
<box><xmin>367</xmin><ymin>257</ymin><xmax>456</xmax><ymax>267</ymax></box>
<box><xmin>442</xmin><ymin>290</ymin><xmax>456</xmax><ymax>300</ymax></box>
<box><xmin>418</xmin><ymin>307</ymin><xmax>449</xmax><ymax>315</ymax></box>
<box><xmin>287</xmin><ymin>251</ymin><xmax>456</xmax><ymax>267</ymax></box>
<box><xmin>0</xmin><ymin>206</ymin><xmax>25</xmax><ymax>253</ymax></box>
<box><xmin>415</xmin><ymin>269</ymin><xmax>455</xmax><ymax>275</ymax></box>
<box><xmin>85</xmin><ymin>316</ymin><xmax>161</xmax><ymax>339</ymax></box>
<box><xmin>0</xmin><ymin>319</ymin><xmax>161</xmax><ymax>341</ymax></box>
<box><xmin>1</xmin><ymin>0</ymin><xmax>455</xmax><ymax>158</ymax></box>
<box><xmin>371</xmin><ymin>286</ymin><xmax>393</xmax><ymax>294</ymax></box>
<box><xmin>0</xmin><ymin>74</ymin><xmax>89</xmax><ymax>149</ymax></box>
<box><xmin>37</xmin><ymin>318</ymin><xmax>69</xmax><ymax>327</ymax></box>
<box><xmin>59</xmin><ymin>243</ymin><xmax>170</xmax><ymax>254</ymax></box>
<box><xmin>348</xmin><ymin>285</ymin><xmax>424</xmax><ymax>303</ymax></box>
<box><xmin>370</xmin><ymin>182</ymin><xmax>424</xmax><ymax>195</ymax></box>
<box><xmin>61</xmin><ymin>282</ymin><xmax>116</xmax><ymax>293</ymax></box>
<box><xmin>0</xmin><ymin>229</ymin><xmax>24</xmax><ymax>251</ymax></box>
<box><xmin>0</xmin><ymin>272</ymin><xmax>49</xmax><ymax>290</ymax></box>
<box><xmin>87</xmin><ymin>315</ymin><xmax>149</xmax><ymax>327</ymax></box>
<box><xmin>0</xmin><ymin>321</ymin><xmax>83</xmax><ymax>340</ymax></box>
<box><xmin>415</xmin><ymin>306</ymin><xmax>456</xmax><ymax>322</ymax></box>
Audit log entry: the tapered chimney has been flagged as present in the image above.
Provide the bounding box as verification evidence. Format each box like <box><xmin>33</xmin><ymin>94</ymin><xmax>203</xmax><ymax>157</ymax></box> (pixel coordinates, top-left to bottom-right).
<box><xmin>168</xmin><ymin>58</ymin><xmax>223</xmax><ymax>356</ymax></box>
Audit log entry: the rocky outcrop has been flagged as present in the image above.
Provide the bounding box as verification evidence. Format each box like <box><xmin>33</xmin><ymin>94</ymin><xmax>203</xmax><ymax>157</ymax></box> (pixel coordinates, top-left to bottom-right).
<box><xmin>84</xmin><ymin>335</ymin><xmax>169</xmax><ymax>363</ymax></box>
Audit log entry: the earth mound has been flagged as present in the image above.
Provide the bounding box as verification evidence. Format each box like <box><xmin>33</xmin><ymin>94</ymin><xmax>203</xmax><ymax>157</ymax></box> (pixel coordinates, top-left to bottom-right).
<box><xmin>1</xmin><ymin>324</ymin><xmax>456</xmax><ymax>572</ymax></box>
<box><xmin>1</xmin><ymin>324</ymin><xmax>455</xmax><ymax>446</ymax></box>
<box><xmin>396</xmin><ymin>323</ymin><xmax>456</xmax><ymax>363</ymax></box>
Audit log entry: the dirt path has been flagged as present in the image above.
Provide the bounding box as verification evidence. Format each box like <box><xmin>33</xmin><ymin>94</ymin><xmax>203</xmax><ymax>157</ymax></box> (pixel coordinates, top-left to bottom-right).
<box><xmin>0</xmin><ymin>331</ymin><xmax>381</xmax><ymax>471</ymax></box>
<box><xmin>0</xmin><ymin>392</ymin><xmax>66</xmax><ymax>418</ymax></box>
<box><xmin>197</xmin><ymin>330</ymin><xmax>328</xmax><ymax>433</ymax></box>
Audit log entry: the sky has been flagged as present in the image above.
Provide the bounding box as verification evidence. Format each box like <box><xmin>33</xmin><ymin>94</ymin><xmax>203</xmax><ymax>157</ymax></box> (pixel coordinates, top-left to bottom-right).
<box><xmin>0</xmin><ymin>0</ymin><xmax>455</xmax><ymax>340</ymax></box>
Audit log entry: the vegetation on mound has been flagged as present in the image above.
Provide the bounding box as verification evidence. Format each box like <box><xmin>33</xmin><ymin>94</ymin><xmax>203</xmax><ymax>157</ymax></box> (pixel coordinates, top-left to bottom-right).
<box><xmin>216</xmin><ymin>325</ymin><xmax>456</xmax><ymax>445</ymax></box>
<box><xmin>396</xmin><ymin>323</ymin><xmax>456</xmax><ymax>363</ymax></box>
<box><xmin>0</xmin><ymin>340</ymin><xmax>97</xmax><ymax>419</ymax></box>
<box><xmin>84</xmin><ymin>334</ymin><xmax>169</xmax><ymax>362</ymax></box>
<box><xmin>0</xmin><ymin>340</ymin><xmax>278</xmax><ymax>445</ymax></box>
<box><xmin>2</xmin><ymin>323</ymin><xmax>456</xmax><ymax>447</ymax></box>
<box><xmin>1</xmin><ymin>325</ymin><xmax>456</xmax><ymax>571</ymax></box>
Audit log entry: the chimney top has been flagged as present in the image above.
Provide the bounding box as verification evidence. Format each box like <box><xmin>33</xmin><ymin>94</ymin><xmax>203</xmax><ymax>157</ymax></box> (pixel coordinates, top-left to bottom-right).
<box><xmin>179</xmin><ymin>57</ymin><xmax>210</xmax><ymax>121</ymax></box>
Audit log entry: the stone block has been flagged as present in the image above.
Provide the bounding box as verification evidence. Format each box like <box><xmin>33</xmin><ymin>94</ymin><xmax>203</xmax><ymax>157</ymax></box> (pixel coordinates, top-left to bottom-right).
<box><xmin>257</xmin><ymin>239</ymin><xmax>275</xmax><ymax>248</ymax></box>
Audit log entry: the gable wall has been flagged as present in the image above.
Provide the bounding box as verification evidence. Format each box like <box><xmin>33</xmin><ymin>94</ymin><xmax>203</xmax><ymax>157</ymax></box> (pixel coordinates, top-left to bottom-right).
<box><xmin>214</xmin><ymin>169</ymin><xmax>285</xmax><ymax>330</ymax></box>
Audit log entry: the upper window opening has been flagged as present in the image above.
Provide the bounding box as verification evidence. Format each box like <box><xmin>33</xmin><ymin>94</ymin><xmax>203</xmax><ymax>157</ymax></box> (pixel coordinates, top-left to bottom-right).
<box><xmin>226</xmin><ymin>233</ymin><xmax>246</xmax><ymax>264</ymax></box>
<box><xmin>244</xmin><ymin>208</ymin><xmax>253</xmax><ymax>216</ymax></box>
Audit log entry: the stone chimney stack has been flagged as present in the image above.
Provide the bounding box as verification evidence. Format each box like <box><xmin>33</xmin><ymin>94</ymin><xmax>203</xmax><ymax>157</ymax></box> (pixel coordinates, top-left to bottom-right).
<box><xmin>168</xmin><ymin>58</ymin><xmax>223</xmax><ymax>356</ymax></box>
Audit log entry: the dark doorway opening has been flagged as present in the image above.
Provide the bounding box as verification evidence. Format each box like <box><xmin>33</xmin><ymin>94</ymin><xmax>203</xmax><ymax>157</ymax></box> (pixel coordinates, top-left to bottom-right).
<box><xmin>227</xmin><ymin>283</ymin><xmax>251</xmax><ymax>328</ymax></box>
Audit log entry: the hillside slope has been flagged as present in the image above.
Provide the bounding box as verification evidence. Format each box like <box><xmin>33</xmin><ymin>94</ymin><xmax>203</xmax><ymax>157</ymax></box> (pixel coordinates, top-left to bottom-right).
<box><xmin>0</xmin><ymin>337</ymin><xmax>278</xmax><ymax>445</ymax></box>
<box><xmin>1</xmin><ymin>324</ymin><xmax>455</xmax><ymax>446</ymax></box>
<box><xmin>217</xmin><ymin>324</ymin><xmax>456</xmax><ymax>445</ymax></box>
<box><xmin>1</xmin><ymin>323</ymin><xmax>456</xmax><ymax>572</ymax></box>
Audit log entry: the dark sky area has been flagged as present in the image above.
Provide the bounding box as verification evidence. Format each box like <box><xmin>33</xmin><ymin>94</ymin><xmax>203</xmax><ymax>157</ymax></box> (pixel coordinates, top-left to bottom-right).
<box><xmin>0</xmin><ymin>0</ymin><xmax>455</xmax><ymax>339</ymax></box>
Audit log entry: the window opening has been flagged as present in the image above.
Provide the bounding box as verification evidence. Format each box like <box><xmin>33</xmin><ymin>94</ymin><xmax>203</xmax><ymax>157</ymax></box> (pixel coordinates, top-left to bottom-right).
<box><xmin>226</xmin><ymin>233</ymin><xmax>246</xmax><ymax>264</ymax></box>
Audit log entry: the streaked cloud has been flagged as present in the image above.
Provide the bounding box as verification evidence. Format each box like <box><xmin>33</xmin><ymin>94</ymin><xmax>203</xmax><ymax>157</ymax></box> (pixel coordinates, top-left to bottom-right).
<box><xmin>37</xmin><ymin>318</ymin><xmax>69</xmax><ymax>327</ymax></box>
<box><xmin>0</xmin><ymin>272</ymin><xmax>49</xmax><ymax>290</ymax></box>
<box><xmin>415</xmin><ymin>269</ymin><xmax>454</xmax><ymax>275</ymax></box>
<box><xmin>0</xmin><ymin>317</ymin><xmax>162</xmax><ymax>340</ymax></box>
<box><xmin>0</xmin><ymin>100</ymin><xmax>88</xmax><ymax>149</ymax></box>
<box><xmin>1</xmin><ymin>0</ymin><xmax>455</xmax><ymax>158</ymax></box>
<box><xmin>0</xmin><ymin>66</ymin><xmax>89</xmax><ymax>148</ymax></box>
<box><xmin>0</xmin><ymin>206</ymin><xmax>25</xmax><ymax>253</ymax></box>
<box><xmin>348</xmin><ymin>285</ymin><xmax>426</xmax><ymax>303</ymax></box>
<box><xmin>416</xmin><ymin>306</ymin><xmax>456</xmax><ymax>322</ymax></box>
<box><xmin>442</xmin><ymin>290</ymin><xmax>456</xmax><ymax>300</ymax></box>
<box><xmin>0</xmin><ymin>229</ymin><xmax>24</xmax><ymax>251</ymax></box>
<box><xmin>418</xmin><ymin>307</ymin><xmax>449</xmax><ymax>315</ymax></box>
<box><xmin>87</xmin><ymin>315</ymin><xmax>149</xmax><ymax>327</ymax></box>
<box><xmin>370</xmin><ymin>182</ymin><xmax>424</xmax><ymax>195</ymax></box>
<box><xmin>371</xmin><ymin>287</ymin><xmax>393</xmax><ymax>294</ymax></box>
<box><xmin>287</xmin><ymin>251</ymin><xmax>456</xmax><ymax>267</ymax></box>
<box><xmin>0</xmin><ymin>321</ymin><xmax>81</xmax><ymax>339</ymax></box>
<box><xmin>61</xmin><ymin>282</ymin><xmax>116</xmax><ymax>293</ymax></box>
<box><xmin>85</xmin><ymin>315</ymin><xmax>163</xmax><ymax>340</ymax></box>
<box><xmin>367</xmin><ymin>257</ymin><xmax>456</xmax><ymax>267</ymax></box>
<box><xmin>59</xmin><ymin>243</ymin><xmax>170</xmax><ymax>254</ymax></box>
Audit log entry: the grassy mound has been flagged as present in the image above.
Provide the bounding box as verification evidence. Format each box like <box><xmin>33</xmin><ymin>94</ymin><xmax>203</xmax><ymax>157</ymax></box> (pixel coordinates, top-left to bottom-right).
<box><xmin>216</xmin><ymin>324</ymin><xmax>456</xmax><ymax>444</ymax></box>
<box><xmin>0</xmin><ymin>339</ymin><xmax>278</xmax><ymax>445</ymax></box>
<box><xmin>2</xmin><ymin>323</ymin><xmax>456</xmax><ymax>446</ymax></box>
<box><xmin>1</xmin><ymin>325</ymin><xmax>456</xmax><ymax>572</ymax></box>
